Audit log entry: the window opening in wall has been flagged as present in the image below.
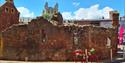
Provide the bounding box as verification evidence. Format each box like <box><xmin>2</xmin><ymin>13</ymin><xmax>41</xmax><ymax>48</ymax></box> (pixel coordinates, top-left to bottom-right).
<box><xmin>73</xmin><ymin>30</ymin><xmax>79</xmax><ymax>45</ymax></box>
<box><xmin>40</xmin><ymin>29</ymin><xmax>47</xmax><ymax>42</ymax></box>
<box><xmin>5</xmin><ymin>7</ymin><xmax>9</xmax><ymax>13</ymax></box>
<box><xmin>11</xmin><ymin>8</ymin><xmax>14</xmax><ymax>13</ymax></box>
<box><xmin>106</xmin><ymin>37</ymin><xmax>111</xmax><ymax>48</ymax></box>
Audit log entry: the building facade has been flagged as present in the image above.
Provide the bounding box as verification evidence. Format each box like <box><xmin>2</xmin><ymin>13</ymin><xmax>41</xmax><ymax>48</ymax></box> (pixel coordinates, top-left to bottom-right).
<box><xmin>0</xmin><ymin>0</ymin><xmax>20</xmax><ymax>32</ymax></box>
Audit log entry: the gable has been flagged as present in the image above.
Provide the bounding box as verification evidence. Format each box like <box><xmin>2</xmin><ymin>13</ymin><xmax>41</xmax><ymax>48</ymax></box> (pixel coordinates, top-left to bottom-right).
<box><xmin>0</xmin><ymin>2</ymin><xmax>19</xmax><ymax>14</ymax></box>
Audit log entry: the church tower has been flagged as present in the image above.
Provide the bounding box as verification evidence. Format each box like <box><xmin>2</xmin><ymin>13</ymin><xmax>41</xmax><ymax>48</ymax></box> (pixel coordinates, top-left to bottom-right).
<box><xmin>45</xmin><ymin>2</ymin><xmax>48</xmax><ymax>12</ymax></box>
<box><xmin>110</xmin><ymin>11</ymin><xmax>119</xmax><ymax>28</ymax></box>
<box><xmin>54</xmin><ymin>3</ymin><xmax>58</xmax><ymax>13</ymax></box>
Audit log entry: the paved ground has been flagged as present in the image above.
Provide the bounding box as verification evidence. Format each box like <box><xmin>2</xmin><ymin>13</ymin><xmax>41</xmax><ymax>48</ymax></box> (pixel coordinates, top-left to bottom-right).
<box><xmin>0</xmin><ymin>60</ymin><xmax>103</xmax><ymax>63</ymax></box>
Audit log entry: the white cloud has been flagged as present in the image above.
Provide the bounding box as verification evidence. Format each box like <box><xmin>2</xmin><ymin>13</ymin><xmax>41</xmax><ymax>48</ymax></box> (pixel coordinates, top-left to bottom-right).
<box><xmin>61</xmin><ymin>12</ymin><xmax>74</xmax><ymax>20</ymax></box>
<box><xmin>17</xmin><ymin>7</ymin><xmax>35</xmax><ymax>18</ymax></box>
<box><xmin>62</xmin><ymin>4</ymin><xmax>114</xmax><ymax>20</ymax></box>
<box><xmin>73</xmin><ymin>2</ymin><xmax>80</xmax><ymax>7</ymax></box>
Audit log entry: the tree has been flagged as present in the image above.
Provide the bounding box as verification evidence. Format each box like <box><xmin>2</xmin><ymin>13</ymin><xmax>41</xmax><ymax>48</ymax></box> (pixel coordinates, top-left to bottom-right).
<box><xmin>43</xmin><ymin>13</ymin><xmax>50</xmax><ymax>20</ymax></box>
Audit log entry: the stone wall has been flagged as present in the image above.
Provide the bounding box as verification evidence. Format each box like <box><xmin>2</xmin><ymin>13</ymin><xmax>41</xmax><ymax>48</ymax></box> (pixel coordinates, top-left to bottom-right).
<box><xmin>1</xmin><ymin>17</ymin><xmax>118</xmax><ymax>61</ymax></box>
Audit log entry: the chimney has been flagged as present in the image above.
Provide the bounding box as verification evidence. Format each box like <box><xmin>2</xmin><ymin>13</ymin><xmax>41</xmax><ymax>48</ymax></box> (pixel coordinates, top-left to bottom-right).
<box><xmin>109</xmin><ymin>10</ymin><xmax>119</xmax><ymax>28</ymax></box>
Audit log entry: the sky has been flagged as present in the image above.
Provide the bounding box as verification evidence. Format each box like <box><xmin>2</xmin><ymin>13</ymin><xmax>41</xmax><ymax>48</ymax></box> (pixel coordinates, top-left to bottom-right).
<box><xmin>0</xmin><ymin>0</ymin><xmax>125</xmax><ymax>20</ymax></box>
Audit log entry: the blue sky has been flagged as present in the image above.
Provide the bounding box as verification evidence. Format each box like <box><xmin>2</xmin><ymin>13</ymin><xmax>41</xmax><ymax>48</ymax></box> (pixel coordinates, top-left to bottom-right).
<box><xmin>0</xmin><ymin>0</ymin><xmax>125</xmax><ymax>19</ymax></box>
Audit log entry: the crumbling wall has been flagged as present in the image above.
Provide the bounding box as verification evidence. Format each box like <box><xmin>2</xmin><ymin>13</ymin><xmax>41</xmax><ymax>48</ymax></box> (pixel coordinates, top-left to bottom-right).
<box><xmin>61</xmin><ymin>26</ymin><xmax>117</xmax><ymax>60</ymax></box>
<box><xmin>2</xmin><ymin>24</ymin><xmax>28</xmax><ymax>60</ymax></box>
<box><xmin>1</xmin><ymin>17</ymin><xmax>117</xmax><ymax>61</ymax></box>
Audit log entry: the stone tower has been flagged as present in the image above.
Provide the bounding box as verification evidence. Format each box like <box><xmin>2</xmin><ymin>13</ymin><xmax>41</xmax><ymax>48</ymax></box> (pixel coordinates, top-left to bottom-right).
<box><xmin>110</xmin><ymin>11</ymin><xmax>119</xmax><ymax>28</ymax></box>
<box><xmin>54</xmin><ymin>3</ymin><xmax>58</xmax><ymax>14</ymax></box>
<box><xmin>110</xmin><ymin>11</ymin><xmax>119</xmax><ymax>51</ymax></box>
<box><xmin>42</xmin><ymin>2</ymin><xmax>63</xmax><ymax>25</ymax></box>
<box><xmin>44</xmin><ymin>2</ymin><xmax>48</xmax><ymax>13</ymax></box>
<box><xmin>42</xmin><ymin>2</ymin><xmax>55</xmax><ymax>20</ymax></box>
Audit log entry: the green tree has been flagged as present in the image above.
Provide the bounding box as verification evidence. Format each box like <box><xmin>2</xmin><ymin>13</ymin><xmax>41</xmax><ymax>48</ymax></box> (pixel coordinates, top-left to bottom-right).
<box><xmin>43</xmin><ymin>13</ymin><xmax>50</xmax><ymax>20</ymax></box>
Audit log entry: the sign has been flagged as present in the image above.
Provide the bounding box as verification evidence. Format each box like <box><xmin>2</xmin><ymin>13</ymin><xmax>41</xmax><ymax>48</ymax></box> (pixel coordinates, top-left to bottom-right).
<box><xmin>119</xmin><ymin>25</ymin><xmax>124</xmax><ymax>44</ymax></box>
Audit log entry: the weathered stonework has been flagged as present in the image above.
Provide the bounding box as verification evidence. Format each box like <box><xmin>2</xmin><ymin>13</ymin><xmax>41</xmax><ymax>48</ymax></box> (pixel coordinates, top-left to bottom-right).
<box><xmin>1</xmin><ymin>16</ymin><xmax>118</xmax><ymax>61</ymax></box>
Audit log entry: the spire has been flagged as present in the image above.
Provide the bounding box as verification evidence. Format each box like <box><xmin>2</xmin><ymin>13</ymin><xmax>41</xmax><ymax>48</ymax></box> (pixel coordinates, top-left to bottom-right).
<box><xmin>45</xmin><ymin>2</ymin><xmax>48</xmax><ymax>10</ymax></box>
<box><xmin>55</xmin><ymin>3</ymin><xmax>58</xmax><ymax>8</ymax></box>
<box><xmin>6</xmin><ymin>0</ymin><xmax>14</xmax><ymax>4</ymax></box>
<box><xmin>55</xmin><ymin>3</ymin><xmax>58</xmax><ymax>10</ymax></box>
<box><xmin>54</xmin><ymin>3</ymin><xmax>58</xmax><ymax>13</ymax></box>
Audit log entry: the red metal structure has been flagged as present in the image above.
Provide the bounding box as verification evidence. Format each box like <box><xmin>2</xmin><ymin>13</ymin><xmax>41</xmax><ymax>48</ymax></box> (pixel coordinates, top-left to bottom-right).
<box><xmin>72</xmin><ymin>49</ymin><xmax>99</xmax><ymax>63</ymax></box>
<box><xmin>72</xmin><ymin>49</ymin><xmax>86</xmax><ymax>63</ymax></box>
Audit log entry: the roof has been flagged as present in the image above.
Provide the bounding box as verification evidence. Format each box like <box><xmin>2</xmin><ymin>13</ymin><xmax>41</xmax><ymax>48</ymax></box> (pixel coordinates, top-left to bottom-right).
<box><xmin>0</xmin><ymin>1</ymin><xmax>19</xmax><ymax>13</ymax></box>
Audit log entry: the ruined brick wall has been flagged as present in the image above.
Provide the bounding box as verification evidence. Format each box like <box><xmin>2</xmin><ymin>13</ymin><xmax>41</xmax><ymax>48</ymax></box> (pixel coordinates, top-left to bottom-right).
<box><xmin>27</xmin><ymin>17</ymin><xmax>69</xmax><ymax>61</ymax></box>
<box><xmin>2</xmin><ymin>24</ymin><xmax>28</xmax><ymax>60</ymax></box>
<box><xmin>2</xmin><ymin>17</ymin><xmax>117</xmax><ymax>61</ymax></box>
<box><xmin>61</xmin><ymin>26</ymin><xmax>117</xmax><ymax>60</ymax></box>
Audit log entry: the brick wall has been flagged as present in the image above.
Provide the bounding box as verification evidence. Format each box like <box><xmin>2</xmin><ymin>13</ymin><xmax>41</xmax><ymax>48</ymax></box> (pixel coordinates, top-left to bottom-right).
<box><xmin>0</xmin><ymin>1</ymin><xmax>19</xmax><ymax>32</ymax></box>
<box><xmin>1</xmin><ymin>17</ymin><xmax>117</xmax><ymax>61</ymax></box>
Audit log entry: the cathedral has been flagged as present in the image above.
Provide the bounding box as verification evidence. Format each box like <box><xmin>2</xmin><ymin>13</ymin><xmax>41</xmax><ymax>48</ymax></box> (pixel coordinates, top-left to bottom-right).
<box><xmin>42</xmin><ymin>2</ymin><xmax>58</xmax><ymax>20</ymax></box>
<box><xmin>42</xmin><ymin>2</ymin><xmax>63</xmax><ymax>25</ymax></box>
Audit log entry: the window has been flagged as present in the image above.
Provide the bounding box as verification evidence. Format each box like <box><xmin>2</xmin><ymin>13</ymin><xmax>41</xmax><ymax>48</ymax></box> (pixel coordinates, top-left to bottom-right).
<box><xmin>73</xmin><ymin>32</ymin><xmax>79</xmax><ymax>45</ymax></box>
<box><xmin>5</xmin><ymin>7</ymin><xmax>9</xmax><ymax>13</ymax></box>
<box><xmin>106</xmin><ymin>37</ymin><xmax>111</xmax><ymax>48</ymax></box>
<box><xmin>40</xmin><ymin>29</ymin><xmax>47</xmax><ymax>42</ymax></box>
<box><xmin>11</xmin><ymin>8</ymin><xmax>14</xmax><ymax>13</ymax></box>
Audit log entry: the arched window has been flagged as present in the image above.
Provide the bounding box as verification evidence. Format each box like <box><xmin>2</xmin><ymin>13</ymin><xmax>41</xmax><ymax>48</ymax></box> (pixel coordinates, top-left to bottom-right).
<box><xmin>5</xmin><ymin>7</ymin><xmax>9</xmax><ymax>13</ymax></box>
<box><xmin>11</xmin><ymin>8</ymin><xmax>15</xmax><ymax>13</ymax></box>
